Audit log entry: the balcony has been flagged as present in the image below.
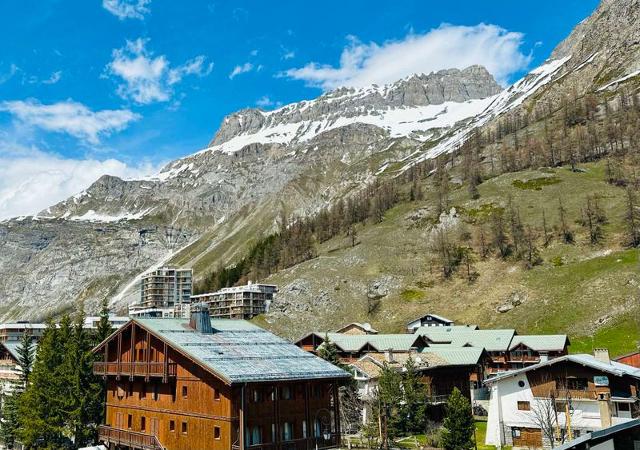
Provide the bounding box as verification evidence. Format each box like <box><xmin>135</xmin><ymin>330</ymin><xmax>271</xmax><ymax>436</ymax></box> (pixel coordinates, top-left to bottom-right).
<box><xmin>548</xmin><ymin>389</ymin><xmax>599</xmax><ymax>400</ymax></box>
<box><xmin>232</xmin><ymin>435</ymin><xmax>340</xmax><ymax>450</ymax></box>
<box><xmin>509</xmin><ymin>354</ymin><xmax>540</xmax><ymax>363</ymax></box>
<box><xmin>99</xmin><ymin>425</ymin><xmax>164</xmax><ymax>450</ymax></box>
<box><xmin>93</xmin><ymin>361</ymin><xmax>177</xmax><ymax>378</ymax></box>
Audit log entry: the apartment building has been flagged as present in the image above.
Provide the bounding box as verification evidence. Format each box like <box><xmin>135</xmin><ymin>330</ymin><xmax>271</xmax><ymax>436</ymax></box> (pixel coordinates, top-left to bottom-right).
<box><xmin>190</xmin><ymin>282</ymin><xmax>277</xmax><ymax>320</ymax></box>
<box><xmin>129</xmin><ymin>267</ymin><xmax>193</xmax><ymax>318</ymax></box>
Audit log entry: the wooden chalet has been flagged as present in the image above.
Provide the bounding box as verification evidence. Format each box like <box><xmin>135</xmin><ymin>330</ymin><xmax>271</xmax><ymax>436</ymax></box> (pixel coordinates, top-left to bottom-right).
<box><xmin>93</xmin><ymin>305</ymin><xmax>350</xmax><ymax>450</ymax></box>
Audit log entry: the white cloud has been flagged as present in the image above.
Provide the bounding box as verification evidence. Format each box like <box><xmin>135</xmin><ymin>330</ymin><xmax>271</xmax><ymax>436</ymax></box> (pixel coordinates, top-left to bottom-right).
<box><xmin>27</xmin><ymin>70</ymin><xmax>62</xmax><ymax>85</ymax></box>
<box><xmin>229</xmin><ymin>62</ymin><xmax>254</xmax><ymax>79</ymax></box>
<box><xmin>284</xmin><ymin>24</ymin><xmax>531</xmax><ymax>90</ymax></box>
<box><xmin>107</xmin><ymin>38</ymin><xmax>213</xmax><ymax>104</ymax></box>
<box><xmin>282</xmin><ymin>50</ymin><xmax>295</xmax><ymax>60</ymax></box>
<box><xmin>0</xmin><ymin>64</ymin><xmax>19</xmax><ymax>84</ymax></box>
<box><xmin>42</xmin><ymin>71</ymin><xmax>62</xmax><ymax>85</ymax></box>
<box><xmin>256</xmin><ymin>96</ymin><xmax>282</xmax><ymax>109</ymax></box>
<box><xmin>0</xmin><ymin>146</ymin><xmax>156</xmax><ymax>220</ymax></box>
<box><xmin>102</xmin><ymin>0</ymin><xmax>151</xmax><ymax>20</ymax></box>
<box><xmin>0</xmin><ymin>99</ymin><xmax>140</xmax><ymax>145</ymax></box>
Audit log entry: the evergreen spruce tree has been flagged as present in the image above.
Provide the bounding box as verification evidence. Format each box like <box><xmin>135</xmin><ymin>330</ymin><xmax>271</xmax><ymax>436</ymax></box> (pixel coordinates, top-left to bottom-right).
<box><xmin>0</xmin><ymin>330</ymin><xmax>34</xmax><ymax>448</ymax></box>
<box><xmin>441</xmin><ymin>388</ymin><xmax>475</xmax><ymax>450</ymax></box>
<box><xmin>400</xmin><ymin>357</ymin><xmax>427</xmax><ymax>434</ymax></box>
<box><xmin>317</xmin><ymin>335</ymin><xmax>343</xmax><ymax>368</ymax></box>
<box><xmin>96</xmin><ymin>298</ymin><xmax>114</xmax><ymax>343</ymax></box>
<box><xmin>376</xmin><ymin>363</ymin><xmax>403</xmax><ymax>449</ymax></box>
<box><xmin>18</xmin><ymin>317</ymin><xmax>72</xmax><ymax>448</ymax></box>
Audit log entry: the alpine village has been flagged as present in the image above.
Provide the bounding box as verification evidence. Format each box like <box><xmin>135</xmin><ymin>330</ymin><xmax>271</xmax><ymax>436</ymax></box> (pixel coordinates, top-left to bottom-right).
<box><xmin>2</xmin><ymin>1</ymin><xmax>640</xmax><ymax>450</ymax></box>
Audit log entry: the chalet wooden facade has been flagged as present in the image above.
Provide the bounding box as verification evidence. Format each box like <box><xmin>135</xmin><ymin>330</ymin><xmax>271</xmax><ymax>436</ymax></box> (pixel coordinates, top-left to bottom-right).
<box><xmin>93</xmin><ymin>307</ymin><xmax>350</xmax><ymax>450</ymax></box>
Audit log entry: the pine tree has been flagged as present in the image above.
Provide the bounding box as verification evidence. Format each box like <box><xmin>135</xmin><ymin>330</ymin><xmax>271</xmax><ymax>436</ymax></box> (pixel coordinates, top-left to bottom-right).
<box><xmin>0</xmin><ymin>331</ymin><xmax>34</xmax><ymax>448</ymax></box>
<box><xmin>376</xmin><ymin>363</ymin><xmax>403</xmax><ymax>449</ymax></box>
<box><xmin>317</xmin><ymin>335</ymin><xmax>343</xmax><ymax>369</ymax></box>
<box><xmin>625</xmin><ymin>187</ymin><xmax>640</xmax><ymax>247</ymax></box>
<box><xmin>18</xmin><ymin>318</ymin><xmax>71</xmax><ymax>448</ymax></box>
<box><xmin>96</xmin><ymin>298</ymin><xmax>114</xmax><ymax>343</ymax></box>
<box><xmin>441</xmin><ymin>388</ymin><xmax>475</xmax><ymax>450</ymax></box>
<box><xmin>400</xmin><ymin>358</ymin><xmax>427</xmax><ymax>434</ymax></box>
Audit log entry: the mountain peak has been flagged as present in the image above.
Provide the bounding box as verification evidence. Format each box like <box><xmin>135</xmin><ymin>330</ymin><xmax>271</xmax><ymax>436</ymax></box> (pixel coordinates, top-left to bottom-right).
<box><xmin>209</xmin><ymin>65</ymin><xmax>501</xmax><ymax>147</ymax></box>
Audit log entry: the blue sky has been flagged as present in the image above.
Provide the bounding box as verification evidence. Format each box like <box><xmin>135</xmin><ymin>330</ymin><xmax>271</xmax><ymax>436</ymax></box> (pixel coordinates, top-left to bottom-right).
<box><xmin>0</xmin><ymin>0</ymin><xmax>599</xmax><ymax>219</ymax></box>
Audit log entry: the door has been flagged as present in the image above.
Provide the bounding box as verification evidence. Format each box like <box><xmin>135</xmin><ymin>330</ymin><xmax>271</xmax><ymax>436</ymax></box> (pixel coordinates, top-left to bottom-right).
<box><xmin>116</xmin><ymin>412</ymin><xmax>123</xmax><ymax>429</ymax></box>
<box><xmin>512</xmin><ymin>427</ymin><xmax>543</xmax><ymax>448</ymax></box>
<box><xmin>150</xmin><ymin>418</ymin><xmax>159</xmax><ymax>436</ymax></box>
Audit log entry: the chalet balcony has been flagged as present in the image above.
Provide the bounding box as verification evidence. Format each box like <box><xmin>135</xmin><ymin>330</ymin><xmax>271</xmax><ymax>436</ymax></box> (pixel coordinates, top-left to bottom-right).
<box><xmin>99</xmin><ymin>425</ymin><xmax>163</xmax><ymax>450</ymax></box>
<box><xmin>93</xmin><ymin>361</ymin><xmax>177</xmax><ymax>378</ymax></box>
<box><xmin>508</xmin><ymin>354</ymin><xmax>540</xmax><ymax>363</ymax></box>
<box><xmin>232</xmin><ymin>435</ymin><xmax>340</xmax><ymax>450</ymax></box>
<box><xmin>547</xmin><ymin>389</ymin><xmax>599</xmax><ymax>400</ymax></box>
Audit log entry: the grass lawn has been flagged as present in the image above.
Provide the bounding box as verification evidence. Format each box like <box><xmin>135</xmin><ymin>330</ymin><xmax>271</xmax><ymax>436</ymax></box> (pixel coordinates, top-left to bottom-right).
<box><xmin>476</xmin><ymin>420</ymin><xmax>512</xmax><ymax>450</ymax></box>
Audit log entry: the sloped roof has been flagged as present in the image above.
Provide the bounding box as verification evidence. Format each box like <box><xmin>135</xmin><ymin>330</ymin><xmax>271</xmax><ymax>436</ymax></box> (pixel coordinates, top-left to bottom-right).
<box><xmin>485</xmin><ymin>354</ymin><xmax>640</xmax><ymax>385</ymax></box>
<box><xmin>407</xmin><ymin>314</ymin><xmax>454</xmax><ymax>325</ymax></box>
<box><xmin>420</xmin><ymin>347</ymin><xmax>485</xmax><ymax>366</ymax></box>
<box><xmin>554</xmin><ymin>419</ymin><xmax>640</xmax><ymax>450</ymax></box>
<box><xmin>320</xmin><ymin>333</ymin><xmax>427</xmax><ymax>352</ymax></box>
<box><xmin>335</xmin><ymin>322</ymin><xmax>379</xmax><ymax>334</ymax></box>
<box><xmin>416</xmin><ymin>327</ymin><xmax>516</xmax><ymax>351</ymax></box>
<box><xmin>123</xmin><ymin>318</ymin><xmax>350</xmax><ymax>385</ymax></box>
<box><xmin>509</xmin><ymin>335</ymin><xmax>569</xmax><ymax>351</ymax></box>
<box><xmin>350</xmin><ymin>351</ymin><xmax>450</xmax><ymax>380</ymax></box>
<box><xmin>1</xmin><ymin>341</ymin><xmax>38</xmax><ymax>362</ymax></box>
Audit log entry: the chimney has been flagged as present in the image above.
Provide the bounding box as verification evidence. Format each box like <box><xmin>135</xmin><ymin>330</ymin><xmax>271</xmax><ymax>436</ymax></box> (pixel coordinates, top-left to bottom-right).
<box><xmin>594</xmin><ymin>348</ymin><xmax>611</xmax><ymax>364</ymax></box>
<box><xmin>598</xmin><ymin>392</ymin><xmax>612</xmax><ymax>428</ymax></box>
<box><xmin>189</xmin><ymin>303</ymin><xmax>213</xmax><ymax>334</ymax></box>
<box><xmin>385</xmin><ymin>348</ymin><xmax>395</xmax><ymax>363</ymax></box>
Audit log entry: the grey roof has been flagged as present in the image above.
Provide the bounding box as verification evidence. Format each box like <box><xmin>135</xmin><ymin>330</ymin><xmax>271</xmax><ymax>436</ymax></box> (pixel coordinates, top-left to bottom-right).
<box><xmin>509</xmin><ymin>334</ymin><xmax>568</xmax><ymax>351</ymax></box>
<box><xmin>135</xmin><ymin>318</ymin><xmax>350</xmax><ymax>385</ymax></box>
<box><xmin>485</xmin><ymin>354</ymin><xmax>640</xmax><ymax>385</ymax></box>
<box><xmin>416</xmin><ymin>327</ymin><xmax>516</xmax><ymax>351</ymax></box>
<box><xmin>1</xmin><ymin>341</ymin><xmax>37</xmax><ymax>361</ymax></box>
<box><xmin>318</xmin><ymin>333</ymin><xmax>426</xmax><ymax>352</ymax></box>
<box><xmin>554</xmin><ymin>419</ymin><xmax>640</xmax><ymax>450</ymax></box>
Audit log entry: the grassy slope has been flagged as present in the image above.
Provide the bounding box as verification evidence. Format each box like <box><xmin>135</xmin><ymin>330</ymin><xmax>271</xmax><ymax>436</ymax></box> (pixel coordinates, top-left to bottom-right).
<box><xmin>262</xmin><ymin>160</ymin><xmax>640</xmax><ymax>356</ymax></box>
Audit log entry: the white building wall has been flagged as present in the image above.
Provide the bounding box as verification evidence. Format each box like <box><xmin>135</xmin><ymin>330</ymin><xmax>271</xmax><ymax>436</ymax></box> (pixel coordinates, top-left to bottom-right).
<box><xmin>486</xmin><ymin>374</ymin><xmax>635</xmax><ymax>448</ymax></box>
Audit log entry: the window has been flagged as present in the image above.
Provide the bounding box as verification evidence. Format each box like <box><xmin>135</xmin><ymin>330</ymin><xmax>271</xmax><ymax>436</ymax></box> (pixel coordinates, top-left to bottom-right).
<box><xmin>302</xmin><ymin>420</ymin><xmax>307</xmax><ymax>438</ymax></box>
<box><xmin>127</xmin><ymin>414</ymin><xmax>132</xmax><ymax>429</ymax></box>
<box><xmin>182</xmin><ymin>385</ymin><xmax>188</xmax><ymax>398</ymax></box>
<box><xmin>250</xmin><ymin>426</ymin><xmax>260</xmax><ymax>444</ymax></box>
<box><xmin>252</xmin><ymin>389</ymin><xmax>262</xmax><ymax>403</ymax></box>
<box><xmin>565</xmin><ymin>378</ymin><xmax>589</xmax><ymax>391</ymax></box>
<box><xmin>152</xmin><ymin>383</ymin><xmax>159</xmax><ymax>401</ymax></box>
<box><xmin>127</xmin><ymin>382</ymin><xmax>133</xmax><ymax>397</ymax></box>
<box><xmin>140</xmin><ymin>384</ymin><xmax>146</xmax><ymax>399</ymax></box>
<box><xmin>517</xmin><ymin>401</ymin><xmax>531</xmax><ymax>411</ymax></box>
<box><xmin>169</xmin><ymin>420</ymin><xmax>175</xmax><ymax>432</ymax></box>
<box><xmin>214</xmin><ymin>426</ymin><xmax>221</xmax><ymax>440</ymax></box>
<box><xmin>512</xmin><ymin>428</ymin><xmax>521</xmax><ymax>438</ymax></box>
<box><xmin>618</xmin><ymin>403</ymin><xmax>631</xmax><ymax>412</ymax></box>
<box><xmin>181</xmin><ymin>422</ymin><xmax>188</xmax><ymax>434</ymax></box>
<box><xmin>282</xmin><ymin>422</ymin><xmax>293</xmax><ymax>441</ymax></box>
<box><xmin>213</xmin><ymin>388</ymin><xmax>220</xmax><ymax>401</ymax></box>
<box><xmin>140</xmin><ymin>416</ymin><xmax>146</xmax><ymax>432</ymax></box>
<box><xmin>281</xmin><ymin>386</ymin><xmax>292</xmax><ymax>400</ymax></box>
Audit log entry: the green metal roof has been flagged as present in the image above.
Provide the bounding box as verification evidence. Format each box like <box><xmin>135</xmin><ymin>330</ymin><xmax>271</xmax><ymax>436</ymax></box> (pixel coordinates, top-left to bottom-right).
<box><xmin>508</xmin><ymin>334</ymin><xmax>568</xmax><ymax>351</ymax></box>
<box><xmin>135</xmin><ymin>318</ymin><xmax>350</xmax><ymax>385</ymax></box>
<box><xmin>415</xmin><ymin>327</ymin><xmax>516</xmax><ymax>351</ymax></box>
<box><xmin>419</xmin><ymin>347</ymin><xmax>485</xmax><ymax>366</ymax></box>
<box><xmin>321</xmin><ymin>333</ymin><xmax>426</xmax><ymax>352</ymax></box>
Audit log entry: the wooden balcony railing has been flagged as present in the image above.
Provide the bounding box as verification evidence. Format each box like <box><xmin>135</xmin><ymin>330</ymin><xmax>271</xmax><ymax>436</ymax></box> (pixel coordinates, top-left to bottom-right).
<box><xmin>232</xmin><ymin>435</ymin><xmax>340</xmax><ymax>450</ymax></box>
<box><xmin>93</xmin><ymin>361</ymin><xmax>177</xmax><ymax>378</ymax></box>
<box><xmin>508</xmin><ymin>355</ymin><xmax>540</xmax><ymax>363</ymax></box>
<box><xmin>547</xmin><ymin>389</ymin><xmax>599</xmax><ymax>400</ymax></box>
<box><xmin>99</xmin><ymin>425</ymin><xmax>164</xmax><ymax>450</ymax></box>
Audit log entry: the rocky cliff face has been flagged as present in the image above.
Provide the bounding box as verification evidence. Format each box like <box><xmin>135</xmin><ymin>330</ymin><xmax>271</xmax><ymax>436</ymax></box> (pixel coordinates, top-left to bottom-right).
<box><xmin>0</xmin><ymin>65</ymin><xmax>503</xmax><ymax>319</ymax></box>
<box><xmin>1</xmin><ymin>0</ymin><xmax>638</xmax><ymax>321</ymax></box>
